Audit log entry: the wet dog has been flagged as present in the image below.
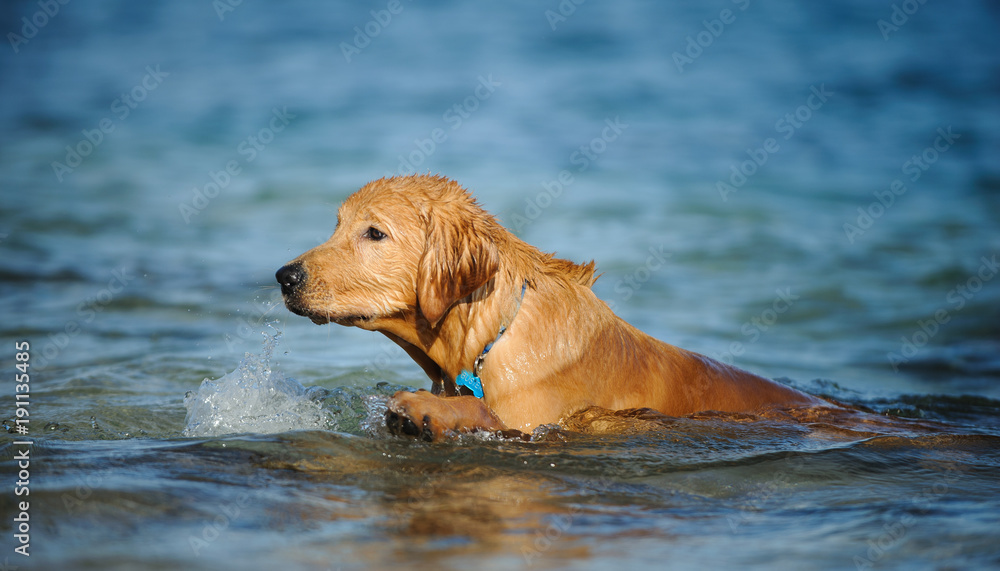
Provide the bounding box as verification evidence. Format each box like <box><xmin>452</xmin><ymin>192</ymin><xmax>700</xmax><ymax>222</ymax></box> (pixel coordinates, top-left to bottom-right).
<box><xmin>276</xmin><ymin>175</ymin><xmax>822</xmax><ymax>440</ymax></box>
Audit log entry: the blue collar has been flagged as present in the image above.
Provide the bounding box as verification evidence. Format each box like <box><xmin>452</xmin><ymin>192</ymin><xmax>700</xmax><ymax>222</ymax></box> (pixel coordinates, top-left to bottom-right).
<box><xmin>455</xmin><ymin>281</ymin><xmax>528</xmax><ymax>398</ymax></box>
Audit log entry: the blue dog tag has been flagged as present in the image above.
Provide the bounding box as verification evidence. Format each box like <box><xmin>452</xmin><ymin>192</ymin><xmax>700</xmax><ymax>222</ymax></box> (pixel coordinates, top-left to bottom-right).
<box><xmin>455</xmin><ymin>370</ymin><xmax>484</xmax><ymax>398</ymax></box>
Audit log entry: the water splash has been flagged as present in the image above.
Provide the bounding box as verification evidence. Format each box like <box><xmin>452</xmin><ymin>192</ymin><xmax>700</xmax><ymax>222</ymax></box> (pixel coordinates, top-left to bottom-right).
<box><xmin>183</xmin><ymin>332</ymin><xmax>331</xmax><ymax>437</ymax></box>
<box><xmin>360</xmin><ymin>393</ymin><xmax>391</xmax><ymax>439</ymax></box>
<box><xmin>324</xmin><ymin>383</ymin><xmax>410</xmax><ymax>438</ymax></box>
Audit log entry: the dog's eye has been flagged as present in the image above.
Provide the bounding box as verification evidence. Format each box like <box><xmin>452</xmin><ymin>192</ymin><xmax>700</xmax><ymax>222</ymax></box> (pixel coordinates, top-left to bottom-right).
<box><xmin>365</xmin><ymin>227</ymin><xmax>386</xmax><ymax>241</ymax></box>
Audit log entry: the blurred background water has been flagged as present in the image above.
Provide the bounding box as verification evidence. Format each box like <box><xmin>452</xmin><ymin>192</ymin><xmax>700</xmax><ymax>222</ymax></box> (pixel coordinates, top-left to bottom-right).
<box><xmin>1</xmin><ymin>1</ymin><xmax>999</xmax><ymax>569</ymax></box>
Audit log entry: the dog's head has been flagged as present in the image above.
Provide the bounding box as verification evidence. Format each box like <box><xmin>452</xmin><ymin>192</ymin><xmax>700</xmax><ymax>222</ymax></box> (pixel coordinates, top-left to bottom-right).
<box><xmin>276</xmin><ymin>175</ymin><xmax>500</xmax><ymax>330</ymax></box>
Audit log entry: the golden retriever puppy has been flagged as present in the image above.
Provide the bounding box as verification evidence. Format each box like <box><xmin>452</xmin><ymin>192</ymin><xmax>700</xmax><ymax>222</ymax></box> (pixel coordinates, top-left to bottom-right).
<box><xmin>277</xmin><ymin>175</ymin><xmax>822</xmax><ymax>440</ymax></box>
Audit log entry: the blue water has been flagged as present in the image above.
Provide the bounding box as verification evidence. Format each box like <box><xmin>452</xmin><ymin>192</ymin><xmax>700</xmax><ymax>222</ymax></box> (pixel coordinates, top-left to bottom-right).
<box><xmin>2</xmin><ymin>1</ymin><xmax>1000</xmax><ymax>569</ymax></box>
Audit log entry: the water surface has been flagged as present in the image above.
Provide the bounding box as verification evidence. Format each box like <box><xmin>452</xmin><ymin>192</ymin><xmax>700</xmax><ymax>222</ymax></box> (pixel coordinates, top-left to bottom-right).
<box><xmin>1</xmin><ymin>1</ymin><xmax>999</xmax><ymax>569</ymax></box>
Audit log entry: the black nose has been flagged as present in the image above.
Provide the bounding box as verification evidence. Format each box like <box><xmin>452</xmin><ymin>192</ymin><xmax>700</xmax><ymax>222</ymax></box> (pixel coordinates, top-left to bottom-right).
<box><xmin>276</xmin><ymin>263</ymin><xmax>306</xmax><ymax>296</ymax></box>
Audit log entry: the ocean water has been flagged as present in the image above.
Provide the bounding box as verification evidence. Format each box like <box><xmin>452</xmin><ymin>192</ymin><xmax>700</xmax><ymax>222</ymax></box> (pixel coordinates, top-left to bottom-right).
<box><xmin>2</xmin><ymin>0</ymin><xmax>1000</xmax><ymax>569</ymax></box>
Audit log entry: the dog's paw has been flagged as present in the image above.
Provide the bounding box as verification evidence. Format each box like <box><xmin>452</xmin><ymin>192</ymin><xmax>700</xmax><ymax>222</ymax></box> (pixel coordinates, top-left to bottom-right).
<box><xmin>385</xmin><ymin>390</ymin><xmax>455</xmax><ymax>442</ymax></box>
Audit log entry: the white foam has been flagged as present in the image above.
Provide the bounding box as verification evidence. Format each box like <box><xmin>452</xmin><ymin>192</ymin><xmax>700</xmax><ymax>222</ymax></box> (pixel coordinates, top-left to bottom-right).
<box><xmin>183</xmin><ymin>332</ymin><xmax>331</xmax><ymax>437</ymax></box>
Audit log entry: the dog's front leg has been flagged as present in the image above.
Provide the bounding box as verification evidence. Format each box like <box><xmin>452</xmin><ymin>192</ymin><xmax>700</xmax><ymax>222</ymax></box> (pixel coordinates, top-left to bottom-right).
<box><xmin>385</xmin><ymin>390</ymin><xmax>515</xmax><ymax>441</ymax></box>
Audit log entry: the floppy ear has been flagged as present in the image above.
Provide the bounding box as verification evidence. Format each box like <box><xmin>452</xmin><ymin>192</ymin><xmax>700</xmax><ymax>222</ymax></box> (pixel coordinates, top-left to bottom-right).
<box><xmin>417</xmin><ymin>209</ymin><xmax>500</xmax><ymax>327</ymax></box>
